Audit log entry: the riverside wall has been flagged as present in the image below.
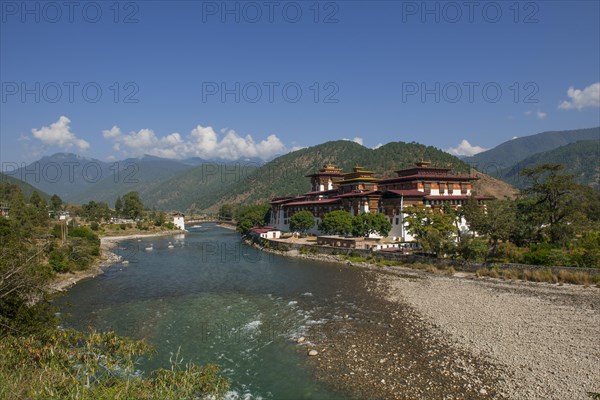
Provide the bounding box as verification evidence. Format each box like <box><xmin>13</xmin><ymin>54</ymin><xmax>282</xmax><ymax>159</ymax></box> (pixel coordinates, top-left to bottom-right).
<box><xmin>251</xmin><ymin>236</ymin><xmax>600</xmax><ymax>275</ymax></box>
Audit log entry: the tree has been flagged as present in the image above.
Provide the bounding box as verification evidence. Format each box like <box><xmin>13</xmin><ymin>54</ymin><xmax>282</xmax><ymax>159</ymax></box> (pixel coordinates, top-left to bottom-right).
<box><xmin>463</xmin><ymin>198</ymin><xmax>516</xmax><ymax>257</ymax></box>
<box><xmin>81</xmin><ymin>201</ymin><xmax>111</xmax><ymax>223</ymax></box>
<box><xmin>28</xmin><ymin>191</ymin><xmax>49</xmax><ymax>226</ymax></box>
<box><xmin>319</xmin><ymin>210</ymin><xmax>353</xmax><ymax>236</ymax></box>
<box><xmin>0</xmin><ymin>186</ymin><xmax>53</xmax><ymax>334</ymax></box>
<box><xmin>121</xmin><ymin>192</ymin><xmax>144</xmax><ymax>220</ymax></box>
<box><xmin>351</xmin><ymin>212</ymin><xmax>392</xmax><ymax>237</ymax></box>
<box><xmin>404</xmin><ymin>205</ymin><xmax>457</xmax><ymax>257</ymax></box>
<box><xmin>29</xmin><ymin>191</ymin><xmax>44</xmax><ymax>208</ymax></box>
<box><xmin>218</xmin><ymin>204</ymin><xmax>234</xmax><ymax>220</ymax></box>
<box><xmin>290</xmin><ymin>211</ymin><xmax>315</xmax><ymax>234</ymax></box>
<box><xmin>235</xmin><ymin>204</ymin><xmax>271</xmax><ymax>234</ymax></box>
<box><xmin>521</xmin><ymin>164</ymin><xmax>578</xmax><ymax>245</ymax></box>
<box><xmin>155</xmin><ymin>211</ymin><xmax>166</xmax><ymax>226</ymax></box>
<box><xmin>114</xmin><ymin>196</ymin><xmax>123</xmax><ymax>217</ymax></box>
<box><xmin>50</xmin><ymin>194</ymin><xmax>63</xmax><ymax>212</ymax></box>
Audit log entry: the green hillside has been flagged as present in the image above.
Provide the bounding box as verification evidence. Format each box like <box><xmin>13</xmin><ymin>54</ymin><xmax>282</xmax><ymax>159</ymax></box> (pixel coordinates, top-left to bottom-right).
<box><xmin>0</xmin><ymin>172</ymin><xmax>51</xmax><ymax>199</ymax></box>
<box><xmin>464</xmin><ymin>127</ymin><xmax>599</xmax><ymax>171</ymax></box>
<box><xmin>497</xmin><ymin>140</ymin><xmax>600</xmax><ymax>190</ymax></box>
<box><xmin>140</xmin><ymin>162</ymin><xmax>259</xmax><ymax>212</ymax></box>
<box><xmin>68</xmin><ymin>157</ymin><xmax>192</xmax><ymax>206</ymax></box>
<box><xmin>188</xmin><ymin>140</ymin><xmax>501</xmax><ymax>212</ymax></box>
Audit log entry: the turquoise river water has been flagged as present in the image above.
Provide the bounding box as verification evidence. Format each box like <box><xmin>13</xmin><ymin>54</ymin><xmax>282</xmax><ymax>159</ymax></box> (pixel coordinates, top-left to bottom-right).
<box><xmin>56</xmin><ymin>224</ymin><xmax>372</xmax><ymax>399</ymax></box>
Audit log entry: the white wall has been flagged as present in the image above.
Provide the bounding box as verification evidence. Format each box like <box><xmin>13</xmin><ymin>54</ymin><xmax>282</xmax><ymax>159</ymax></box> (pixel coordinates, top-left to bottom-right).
<box><xmin>173</xmin><ymin>216</ymin><xmax>185</xmax><ymax>230</ymax></box>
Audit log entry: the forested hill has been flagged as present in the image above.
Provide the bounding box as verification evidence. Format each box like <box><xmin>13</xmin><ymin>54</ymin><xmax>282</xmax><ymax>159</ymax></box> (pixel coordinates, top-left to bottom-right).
<box><xmin>497</xmin><ymin>140</ymin><xmax>600</xmax><ymax>190</ymax></box>
<box><xmin>464</xmin><ymin>127</ymin><xmax>599</xmax><ymax>170</ymax></box>
<box><xmin>0</xmin><ymin>172</ymin><xmax>51</xmax><ymax>200</ymax></box>
<box><xmin>200</xmin><ymin>140</ymin><xmax>515</xmax><ymax>212</ymax></box>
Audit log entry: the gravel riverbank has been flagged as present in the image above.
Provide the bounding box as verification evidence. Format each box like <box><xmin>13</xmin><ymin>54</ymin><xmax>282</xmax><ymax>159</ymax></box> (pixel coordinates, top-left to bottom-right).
<box><xmin>379</xmin><ymin>267</ymin><xmax>600</xmax><ymax>400</ymax></box>
<box><xmin>251</xmin><ymin>243</ymin><xmax>600</xmax><ymax>399</ymax></box>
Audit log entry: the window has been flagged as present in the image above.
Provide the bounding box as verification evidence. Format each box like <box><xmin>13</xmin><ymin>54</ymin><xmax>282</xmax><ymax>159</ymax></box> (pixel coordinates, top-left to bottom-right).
<box><xmin>448</xmin><ymin>183</ymin><xmax>454</xmax><ymax>192</ymax></box>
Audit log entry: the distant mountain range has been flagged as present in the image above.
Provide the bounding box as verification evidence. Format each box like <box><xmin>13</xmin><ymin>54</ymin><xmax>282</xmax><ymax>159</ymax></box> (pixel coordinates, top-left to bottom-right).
<box><xmin>464</xmin><ymin>127</ymin><xmax>599</xmax><ymax>190</ymax></box>
<box><xmin>10</xmin><ymin>126</ymin><xmax>598</xmax><ymax>212</ymax></box>
<box><xmin>3</xmin><ymin>153</ymin><xmax>264</xmax><ymax>206</ymax></box>
<box><xmin>3</xmin><ymin>141</ymin><xmax>517</xmax><ymax>212</ymax></box>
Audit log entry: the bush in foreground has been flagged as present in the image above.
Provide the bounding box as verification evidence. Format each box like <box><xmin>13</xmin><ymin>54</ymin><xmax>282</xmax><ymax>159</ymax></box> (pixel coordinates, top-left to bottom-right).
<box><xmin>0</xmin><ymin>329</ymin><xmax>230</xmax><ymax>400</ymax></box>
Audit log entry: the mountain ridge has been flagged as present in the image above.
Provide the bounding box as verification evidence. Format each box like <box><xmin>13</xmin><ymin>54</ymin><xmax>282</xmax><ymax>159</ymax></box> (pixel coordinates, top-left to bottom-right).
<box><xmin>464</xmin><ymin>127</ymin><xmax>599</xmax><ymax>172</ymax></box>
<box><xmin>496</xmin><ymin>139</ymin><xmax>600</xmax><ymax>190</ymax></box>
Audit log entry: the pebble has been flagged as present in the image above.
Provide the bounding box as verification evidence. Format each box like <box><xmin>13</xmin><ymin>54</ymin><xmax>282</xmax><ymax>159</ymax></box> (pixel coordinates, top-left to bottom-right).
<box><xmin>308</xmin><ymin>349</ymin><xmax>319</xmax><ymax>356</ymax></box>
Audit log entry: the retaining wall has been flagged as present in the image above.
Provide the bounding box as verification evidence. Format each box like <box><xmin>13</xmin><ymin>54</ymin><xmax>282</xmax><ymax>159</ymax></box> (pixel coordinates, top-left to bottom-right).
<box><xmin>252</xmin><ymin>237</ymin><xmax>600</xmax><ymax>275</ymax></box>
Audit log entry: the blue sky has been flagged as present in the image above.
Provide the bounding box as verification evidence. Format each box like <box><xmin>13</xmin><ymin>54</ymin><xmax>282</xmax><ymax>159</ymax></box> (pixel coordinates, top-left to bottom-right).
<box><xmin>1</xmin><ymin>0</ymin><xmax>599</xmax><ymax>163</ymax></box>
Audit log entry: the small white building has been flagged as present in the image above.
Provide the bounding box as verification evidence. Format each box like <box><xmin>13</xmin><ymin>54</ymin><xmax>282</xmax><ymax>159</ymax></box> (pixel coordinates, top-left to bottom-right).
<box><xmin>261</xmin><ymin>230</ymin><xmax>281</xmax><ymax>239</ymax></box>
<box><xmin>250</xmin><ymin>226</ymin><xmax>281</xmax><ymax>239</ymax></box>
<box><xmin>173</xmin><ymin>213</ymin><xmax>185</xmax><ymax>230</ymax></box>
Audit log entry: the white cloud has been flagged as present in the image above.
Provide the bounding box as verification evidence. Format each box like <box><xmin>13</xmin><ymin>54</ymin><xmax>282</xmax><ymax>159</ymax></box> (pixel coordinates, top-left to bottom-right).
<box><xmin>103</xmin><ymin>124</ymin><xmax>286</xmax><ymax>161</ymax></box>
<box><xmin>445</xmin><ymin>139</ymin><xmax>487</xmax><ymax>157</ymax></box>
<box><xmin>343</xmin><ymin>137</ymin><xmax>364</xmax><ymax>145</ymax></box>
<box><xmin>373</xmin><ymin>143</ymin><xmax>383</xmax><ymax>149</ymax></box>
<box><xmin>31</xmin><ymin>116</ymin><xmax>90</xmax><ymax>151</ymax></box>
<box><xmin>524</xmin><ymin>110</ymin><xmax>547</xmax><ymax>120</ymax></box>
<box><xmin>512</xmin><ymin>136</ymin><xmax>519</xmax><ymax>140</ymax></box>
<box><xmin>102</xmin><ymin>126</ymin><xmax>121</xmax><ymax>139</ymax></box>
<box><xmin>558</xmin><ymin>82</ymin><xmax>600</xmax><ymax>110</ymax></box>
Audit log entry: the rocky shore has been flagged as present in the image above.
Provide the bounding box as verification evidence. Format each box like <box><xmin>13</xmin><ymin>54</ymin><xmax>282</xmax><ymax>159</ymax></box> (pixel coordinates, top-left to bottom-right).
<box><xmin>378</xmin><ymin>267</ymin><xmax>600</xmax><ymax>400</ymax></box>
<box><xmin>252</xmin><ymin>242</ymin><xmax>600</xmax><ymax>399</ymax></box>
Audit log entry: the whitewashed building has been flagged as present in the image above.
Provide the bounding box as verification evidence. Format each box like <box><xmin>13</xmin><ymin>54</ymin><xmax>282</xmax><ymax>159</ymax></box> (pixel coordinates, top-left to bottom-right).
<box><xmin>173</xmin><ymin>213</ymin><xmax>185</xmax><ymax>230</ymax></box>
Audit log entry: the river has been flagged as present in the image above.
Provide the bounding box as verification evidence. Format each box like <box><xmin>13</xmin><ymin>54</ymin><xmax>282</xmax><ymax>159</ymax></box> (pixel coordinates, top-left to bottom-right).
<box><xmin>56</xmin><ymin>224</ymin><xmax>372</xmax><ymax>399</ymax></box>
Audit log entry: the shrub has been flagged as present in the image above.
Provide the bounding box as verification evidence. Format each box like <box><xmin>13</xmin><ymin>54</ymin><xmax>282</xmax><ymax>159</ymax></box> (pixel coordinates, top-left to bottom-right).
<box><xmin>522</xmin><ymin>243</ymin><xmax>554</xmax><ymax>265</ymax></box>
<box><xmin>458</xmin><ymin>237</ymin><xmax>487</xmax><ymax>261</ymax></box>
<box><xmin>502</xmin><ymin>268</ymin><xmax>520</xmax><ymax>281</ymax></box>
<box><xmin>90</xmin><ymin>221</ymin><xmax>100</xmax><ymax>231</ymax></box>
<box><xmin>557</xmin><ymin>270</ymin><xmax>591</xmax><ymax>285</ymax></box>
<box><xmin>69</xmin><ymin>226</ymin><xmax>99</xmax><ymax>242</ymax></box>
<box><xmin>0</xmin><ymin>329</ymin><xmax>230</xmax><ymax>399</ymax></box>
<box><xmin>546</xmin><ymin>249</ymin><xmax>571</xmax><ymax>267</ymax></box>
<box><xmin>530</xmin><ymin>269</ymin><xmax>557</xmax><ymax>283</ymax></box>
<box><xmin>49</xmin><ymin>248</ymin><xmax>70</xmax><ymax>273</ymax></box>
<box><xmin>493</xmin><ymin>242</ymin><xmax>526</xmax><ymax>263</ymax></box>
<box><xmin>442</xmin><ymin>266</ymin><xmax>456</xmax><ymax>275</ymax></box>
<box><xmin>164</xmin><ymin>222</ymin><xmax>176</xmax><ymax>230</ymax></box>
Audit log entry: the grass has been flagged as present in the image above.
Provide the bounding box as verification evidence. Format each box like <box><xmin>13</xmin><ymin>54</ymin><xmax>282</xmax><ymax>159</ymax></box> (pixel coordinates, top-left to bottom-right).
<box><xmin>341</xmin><ymin>255</ymin><xmax>372</xmax><ymax>263</ymax></box>
<box><xmin>476</xmin><ymin>267</ymin><xmax>600</xmax><ymax>287</ymax></box>
<box><xmin>0</xmin><ymin>329</ymin><xmax>229</xmax><ymax>400</ymax></box>
<box><xmin>299</xmin><ymin>247</ymin><xmax>319</xmax><ymax>255</ymax></box>
<box><xmin>338</xmin><ymin>251</ymin><xmax>598</xmax><ymax>287</ymax></box>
